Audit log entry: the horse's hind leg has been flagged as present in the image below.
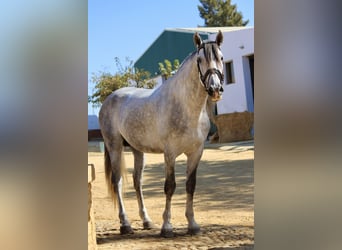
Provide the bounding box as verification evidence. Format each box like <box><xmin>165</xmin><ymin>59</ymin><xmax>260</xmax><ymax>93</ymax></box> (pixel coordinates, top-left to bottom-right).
<box><xmin>106</xmin><ymin>140</ymin><xmax>133</xmax><ymax>234</ymax></box>
<box><xmin>132</xmin><ymin>148</ymin><xmax>154</xmax><ymax>229</ymax></box>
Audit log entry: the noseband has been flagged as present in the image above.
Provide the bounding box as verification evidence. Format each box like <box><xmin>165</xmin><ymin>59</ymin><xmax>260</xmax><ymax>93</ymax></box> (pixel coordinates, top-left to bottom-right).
<box><xmin>196</xmin><ymin>42</ymin><xmax>224</xmax><ymax>93</ymax></box>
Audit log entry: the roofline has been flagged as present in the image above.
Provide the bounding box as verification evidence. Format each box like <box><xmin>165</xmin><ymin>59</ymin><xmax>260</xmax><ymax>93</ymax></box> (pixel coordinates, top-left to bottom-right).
<box><xmin>166</xmin><ymin>26</ymin><xmax>254</xmax><ymax>34</ymax></box>
<box><xmin>164</xmin><ymin>27</ymin><xmax>211</xmax><ymax>35</ymax></box>
<box><xmin>134</xmin><ymin>26</ymin><xmax>254</xmax><ymax>69</ymax></box>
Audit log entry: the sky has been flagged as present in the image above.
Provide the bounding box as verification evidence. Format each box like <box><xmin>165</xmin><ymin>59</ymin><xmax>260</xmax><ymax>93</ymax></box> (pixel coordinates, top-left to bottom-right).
<box><xmin>88</xmin><ymin>0</ymin><xmax>254</xmax><ymax>115</ymax></box>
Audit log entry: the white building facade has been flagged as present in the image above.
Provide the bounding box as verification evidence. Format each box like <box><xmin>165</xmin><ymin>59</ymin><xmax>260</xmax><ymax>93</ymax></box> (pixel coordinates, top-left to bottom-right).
<box><xmin>208</xmin><ymin>27</ymin><xmax>254</xmax><ymax>114</ymax></box>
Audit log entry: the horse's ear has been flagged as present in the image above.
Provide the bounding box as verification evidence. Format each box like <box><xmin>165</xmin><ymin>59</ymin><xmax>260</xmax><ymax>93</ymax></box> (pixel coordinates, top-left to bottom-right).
<box><xmin>193</xmin><ymin>32</ymin><xmax>202</xmax><ymax>49</ymax></box>
<box><xmin>216</xmin><ymin>30</ymin><xmax>223</xmax><ymax>46</ymax></box>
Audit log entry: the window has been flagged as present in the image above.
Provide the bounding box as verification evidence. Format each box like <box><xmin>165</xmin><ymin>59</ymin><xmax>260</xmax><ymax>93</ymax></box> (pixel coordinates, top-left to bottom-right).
<box><xmin>225</xmin><ymin>61</ymin><xmax>235</xmax><ymax>84</ymax></box>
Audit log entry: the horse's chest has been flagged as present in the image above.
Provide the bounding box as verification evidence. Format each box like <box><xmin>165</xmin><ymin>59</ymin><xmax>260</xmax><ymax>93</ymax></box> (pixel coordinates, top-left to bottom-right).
<box><xmin>167</xmin><ymin>110</ymin><xmax>209</xmax><ymax>142</ymax></box>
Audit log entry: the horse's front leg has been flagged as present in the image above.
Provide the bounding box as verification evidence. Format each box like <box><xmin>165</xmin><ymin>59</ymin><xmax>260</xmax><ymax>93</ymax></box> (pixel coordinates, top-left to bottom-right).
<box><xmin>161</xmin><ymin>153</ymin><xmax>176</xmax><ymax>237</ymax></box>
<box><xmin>185</xmin><ymin>147</ymin><xmax>204</xmax><ymax>235</ymax></box>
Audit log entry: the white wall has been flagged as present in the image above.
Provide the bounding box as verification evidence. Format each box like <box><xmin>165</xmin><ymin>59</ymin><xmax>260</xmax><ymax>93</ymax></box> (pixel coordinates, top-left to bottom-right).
<box><xmin>209</xmin><ymin>27</ymin><xmax>254</xmax><ymax>114</ymax></box>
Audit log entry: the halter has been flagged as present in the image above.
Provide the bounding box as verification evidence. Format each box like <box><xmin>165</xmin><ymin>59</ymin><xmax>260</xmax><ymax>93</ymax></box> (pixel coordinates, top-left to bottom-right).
<box><xmin>196</xmin><ymin>42</ymin><xmax>224</xmax><ymax>93</ymax></box>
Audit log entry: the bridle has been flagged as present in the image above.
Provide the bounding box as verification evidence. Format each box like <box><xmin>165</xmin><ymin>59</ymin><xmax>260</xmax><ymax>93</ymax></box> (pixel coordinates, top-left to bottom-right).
<box><xmin>196</xmin><ymin>42</ymin><xmax>224</xmax><ymax>93</ymax></box>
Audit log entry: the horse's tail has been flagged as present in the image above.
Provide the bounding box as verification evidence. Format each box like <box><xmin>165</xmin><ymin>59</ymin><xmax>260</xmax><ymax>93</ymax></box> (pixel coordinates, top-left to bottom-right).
<box><xmin>104</xmin><ymin>143</ymin><xmax>127</xmax><ymax>208</ymax></box>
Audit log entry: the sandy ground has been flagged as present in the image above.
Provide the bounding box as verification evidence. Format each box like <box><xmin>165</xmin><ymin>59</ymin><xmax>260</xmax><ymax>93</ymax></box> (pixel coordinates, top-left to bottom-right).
<box><xmin>88</xmin><ymin>141</ymin><xmax>254</xmax><ymax>249</ymax></box>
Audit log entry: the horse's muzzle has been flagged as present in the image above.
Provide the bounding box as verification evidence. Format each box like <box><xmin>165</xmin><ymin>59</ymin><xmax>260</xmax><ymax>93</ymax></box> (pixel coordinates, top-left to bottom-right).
<box><xmin>208</xmin><ymin>86</ymin><xmax>223</xmax><ymax>102</ymax></box>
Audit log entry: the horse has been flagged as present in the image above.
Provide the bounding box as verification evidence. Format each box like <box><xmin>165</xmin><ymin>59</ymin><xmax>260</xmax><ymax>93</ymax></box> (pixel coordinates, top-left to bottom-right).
<box><xmin>99</xmin><ymin>31</ymin><xmax>224</xmax><ymax>237</ymax></box>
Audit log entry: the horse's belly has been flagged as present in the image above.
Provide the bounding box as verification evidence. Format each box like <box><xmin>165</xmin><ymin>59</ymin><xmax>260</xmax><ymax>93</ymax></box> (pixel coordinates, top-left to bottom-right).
<box><xmin>120</xmin><ymin>128</ymin><xmax>164</xmax><ymax>153</ymax></box>
<box><xmin>125</xmin><ymin>138</ymin><xmax>164</xmax><ymax>153</ymax></box>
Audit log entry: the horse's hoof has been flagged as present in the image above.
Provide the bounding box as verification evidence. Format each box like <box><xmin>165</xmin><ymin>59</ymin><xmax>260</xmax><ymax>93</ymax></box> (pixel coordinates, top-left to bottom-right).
<box><xmin>120</xmin><ymin>225</ymin><xmax>134</xmax><ymax>235</ymax></box>
<box><xmin>160</xmin><ymin>228</ymin><xmax>174</xmax><ymax>238</ymax></box>
<box><xmin>187</xmin><ymin>227</ymin><xmax>200</xmax><ymax>235</ymax></box>
<box><xmin>143</xmin><ymin>221</ymin><xmax>156</xmax><ymax>230</ymax></box>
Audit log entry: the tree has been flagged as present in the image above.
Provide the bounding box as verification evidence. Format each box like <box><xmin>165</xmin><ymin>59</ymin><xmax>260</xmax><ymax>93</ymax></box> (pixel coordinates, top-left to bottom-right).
<box><xmin>88</xmin><ymin>57</ymin><xmax>156</xmax><ymax>106</ymax></box>
<box><xmin>198</xmin><ymin>0</ymin><xmax>249</xmax><ymax>27</ymax></box>
<box><xmin>89</xmin><ymin>72</ymin><xmax>128</xmax><ymax>105</ymax></box>
<box><xmin>158</xmin><ymin>59</ymin><xmax>180</xmax><ymax>80</ymax></box>
<box><xmin>131</xmin><ymin>67</ymin><xmax>156</xmax><ymax>89</ymax></box>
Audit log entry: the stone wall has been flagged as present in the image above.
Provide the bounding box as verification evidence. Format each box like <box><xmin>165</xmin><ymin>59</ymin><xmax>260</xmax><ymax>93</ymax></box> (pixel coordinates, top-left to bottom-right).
<box><xmin>88</xmin><ymin>164</ymin><xmax>97</xmax><ymax>250</ymax></box>
<box><xmin>214</xmin><ymin>111</ymin><xmax>254</xmax><ymax>143</ymax></box>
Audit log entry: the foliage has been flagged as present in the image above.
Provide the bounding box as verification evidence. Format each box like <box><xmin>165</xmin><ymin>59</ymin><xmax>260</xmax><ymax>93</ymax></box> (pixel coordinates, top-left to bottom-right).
<box><xmin>131</xmin><ymin>67</ymin><xmax>156</xmax><ymax>89</ymax></box>
<box><xmin>158</xmin><ymin>59</ymin><xmax>180</xmax><ymax>80</ymax></box>
<box><xmin>88</xmin><ymin>57</ymin><xmax>156</xmax><ymax>105</ymax></box>
<box><xmin>198</xmin><ymin>0</ymin><xmax>249</xmax><ymax>27</ymax></box>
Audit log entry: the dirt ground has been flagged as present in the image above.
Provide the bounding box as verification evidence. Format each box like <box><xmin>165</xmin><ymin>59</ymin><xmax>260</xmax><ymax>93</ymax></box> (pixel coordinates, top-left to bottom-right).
<box><xmin>88</xmin><ymin>140</ymin><xmax>254</xmax><ymax>250</ymax></box>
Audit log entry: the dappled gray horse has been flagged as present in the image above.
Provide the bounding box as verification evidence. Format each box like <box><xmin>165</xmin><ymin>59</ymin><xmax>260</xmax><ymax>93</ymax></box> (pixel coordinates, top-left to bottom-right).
<box><xmin>99</xmin><ymin>31</ymin><xmax>224</xmax><ymax>237</ymax></box>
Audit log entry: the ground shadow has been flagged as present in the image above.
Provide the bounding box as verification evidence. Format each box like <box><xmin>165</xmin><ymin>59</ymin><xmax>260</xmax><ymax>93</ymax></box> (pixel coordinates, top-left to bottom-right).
<box><xmin>121</xmin><ymin>157</ymin><xmax>254</xmax><ymax>211</ymax></box>
<box><xmin>97</xmin><ymin>224</ymin><xmax>254</xmax><ymax>246</ymax></box>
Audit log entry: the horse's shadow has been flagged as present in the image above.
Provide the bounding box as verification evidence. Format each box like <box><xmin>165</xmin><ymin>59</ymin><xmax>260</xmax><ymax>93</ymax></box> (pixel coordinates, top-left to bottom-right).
<box><xmin>124</xmin><ymin>157</ymin><xmax>254</xmax><ymax>211</ymax></box>
<box><xmin>96</xmin><ymin>226</ymin><xmax>185</xmax><ymax>244</ymax></box>
<box><xmin>96</xmin><ymin>224</ymin><xmax>254</xmax><ymax>246</ymax></box>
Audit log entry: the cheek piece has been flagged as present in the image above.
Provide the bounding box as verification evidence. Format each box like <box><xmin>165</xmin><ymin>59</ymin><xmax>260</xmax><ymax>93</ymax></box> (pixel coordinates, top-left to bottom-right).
<box><xmin>197</xmin><ymin>59</ymin><xmax>224</xmax><ymax>95</ymax></box>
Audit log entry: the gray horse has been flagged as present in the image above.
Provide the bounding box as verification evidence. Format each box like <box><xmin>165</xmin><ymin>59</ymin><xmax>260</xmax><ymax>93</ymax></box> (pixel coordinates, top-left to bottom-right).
<box><xmin>99</xmin><ymin>31</ymin><xmax>224</xmax><ymax>237</ymax></box>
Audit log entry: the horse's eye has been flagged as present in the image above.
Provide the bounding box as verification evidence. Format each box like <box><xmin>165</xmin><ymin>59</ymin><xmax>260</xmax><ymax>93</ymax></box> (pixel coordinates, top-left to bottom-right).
<box><xmin>197</xmin><ymin>58</ymin><xmax>202</xmax><ymax>63</ymax></box>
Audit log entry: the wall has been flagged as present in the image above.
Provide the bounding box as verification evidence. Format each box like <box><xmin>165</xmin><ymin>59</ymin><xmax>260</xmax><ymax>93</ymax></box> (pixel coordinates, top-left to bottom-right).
<box><xmin>209</xmin><ymin>28</ymin><xmax>254</xmax><ymax>115</ymax></box>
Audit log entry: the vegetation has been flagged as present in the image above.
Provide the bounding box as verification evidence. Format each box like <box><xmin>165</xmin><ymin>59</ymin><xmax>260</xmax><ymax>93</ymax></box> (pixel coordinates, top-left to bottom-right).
<box><xmin>158</xmin><ymin>59</ymin><xmax>180</xmax><ymax>80</ymax></box>
<box><xmin>198</xmin><ymin>0</ymin><xmax>249</xmax><ymax>26</ymax></box>
<box><xmin>88</xmin><ymin>57</ymin><xmax>156</xmax><ymax>106</ymax></box>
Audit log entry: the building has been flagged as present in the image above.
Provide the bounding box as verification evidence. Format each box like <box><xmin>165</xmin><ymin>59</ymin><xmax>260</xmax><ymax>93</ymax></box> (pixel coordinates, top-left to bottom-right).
<box><xmin>88</xmin><ymin>115</ymin><xmax>102</xmax><ymax>141</ymax></box>
<box><xmin>134</xmin><ymin>27</ymin><xmax>254</xmax><ymax>116</ymax></box>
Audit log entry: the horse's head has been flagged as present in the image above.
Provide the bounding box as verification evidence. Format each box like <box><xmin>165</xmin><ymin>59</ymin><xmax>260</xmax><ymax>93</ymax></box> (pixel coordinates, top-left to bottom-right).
<box><xmin>194</xmin><ymin>31</ymin><xmax>224</xmax><ymax>102</ymax></box>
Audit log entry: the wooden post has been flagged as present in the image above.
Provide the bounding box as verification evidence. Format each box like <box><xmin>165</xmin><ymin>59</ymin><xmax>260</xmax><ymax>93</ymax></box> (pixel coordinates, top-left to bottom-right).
<box><xmin>88</xmin><ymin>164</ymin><xmax>97</xmax><ymax>250</ymax></box>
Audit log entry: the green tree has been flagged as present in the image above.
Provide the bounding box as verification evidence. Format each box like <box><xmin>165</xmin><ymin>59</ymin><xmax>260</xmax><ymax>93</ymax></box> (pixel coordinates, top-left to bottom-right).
<box><xmin>131</xmin><ymin>67</ymin><xmax>156</xmax><ymax>89</ymax></box>
<box><xmin>158</xmin><ymin>59</ymin><xmax>180</xmax><ymax>80</ymax></box>
<box><xmin>88</xmin><ymin>57</ymin><xmax>156</xmax><ymax>106</ymax></box>
<box><xmin>198</xmin><ymin>0</ymin><xmax>249</xmax><ymax>27</ymax></box>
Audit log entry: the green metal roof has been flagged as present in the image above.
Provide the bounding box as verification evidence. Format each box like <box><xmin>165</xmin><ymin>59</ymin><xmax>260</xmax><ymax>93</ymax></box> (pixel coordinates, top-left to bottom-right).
<box><xmin>134</xmin><ymin>29</ymin><xmax>208</xmax><ymax>76</ymax></box>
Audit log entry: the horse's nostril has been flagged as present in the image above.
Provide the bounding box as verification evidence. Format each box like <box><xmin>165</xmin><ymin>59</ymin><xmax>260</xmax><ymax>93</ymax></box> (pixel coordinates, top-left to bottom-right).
<box><xmin>208</xmin><ymin>87</ymin><xmax>214</xmax><ymax>96</ymax></box>
<box><xmin>220</xmin><ymin>86</ymin><xmax>224</xmax><ymax>92</ymax></box>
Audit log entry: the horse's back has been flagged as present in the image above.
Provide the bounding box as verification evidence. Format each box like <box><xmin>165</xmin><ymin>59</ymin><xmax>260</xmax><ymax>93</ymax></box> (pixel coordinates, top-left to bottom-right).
<box><xmin>99</xmin><ymin>87</ymin><xmax>163</xmax><ymax>152</ymax></box>
<box><xmin>100</xmin><ymin>87</ymin><xmax>153</xmax><ymax>117</ymax></box>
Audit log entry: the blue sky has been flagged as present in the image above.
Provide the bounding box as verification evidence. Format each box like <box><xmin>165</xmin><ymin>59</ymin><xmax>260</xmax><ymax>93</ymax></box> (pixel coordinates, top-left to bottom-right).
<box><xmin>88</xmin><ymin>0</ymin><xmax>254</xmax><ymax>115</ymax></box>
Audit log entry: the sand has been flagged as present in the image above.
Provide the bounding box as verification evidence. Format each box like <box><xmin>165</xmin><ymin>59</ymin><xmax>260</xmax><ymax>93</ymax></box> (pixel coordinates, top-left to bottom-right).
<box><xmin>88</xmin><ymin>141</ymin><xmax>254</xmax><ymax>249</ymax></box>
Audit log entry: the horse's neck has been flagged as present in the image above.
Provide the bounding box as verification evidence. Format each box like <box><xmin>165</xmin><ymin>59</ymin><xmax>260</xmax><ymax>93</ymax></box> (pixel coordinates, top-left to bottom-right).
<box><xmin>167</xmin><ymin>58</ymin><xmax>208</xmax><ymax>114</ymax></box>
